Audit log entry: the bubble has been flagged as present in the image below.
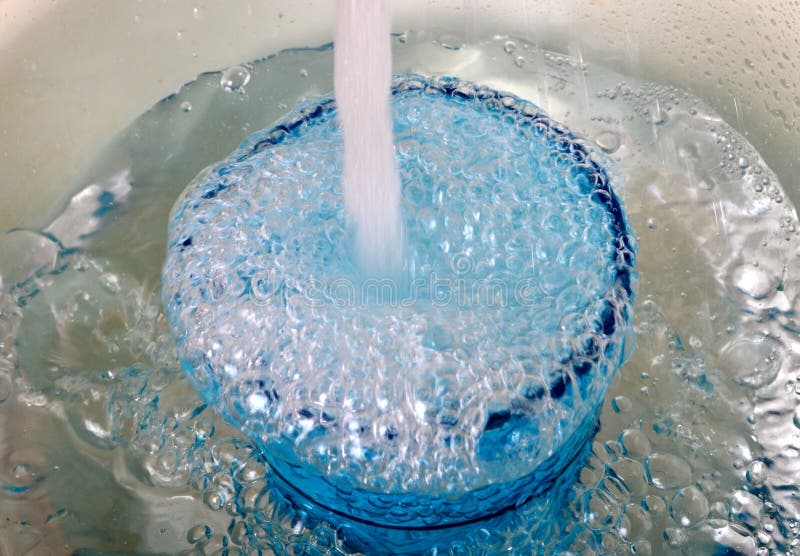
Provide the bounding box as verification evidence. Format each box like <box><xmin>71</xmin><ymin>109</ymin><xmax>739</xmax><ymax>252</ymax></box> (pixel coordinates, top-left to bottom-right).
<box><xmin>503</xmin><ymin>40</ymin><xmax>517</xmax><ymax>54</ymax></box>
<box><xmin>669</xmin><ymin>486</ymin><xmax>709</xmax><ymax>526</ymax></box>
<box><xmin>664</xmin><ymin>527</ymin><xmax>687</xmax><ymax>548</ymax></box>
<box><xmin>98</xmin><ymin>272</ymin><xmax>120</xmax><ymax>294</ymax></box>
<box><xmin>0</xmin><ymin>371</ymin><xmax>11</xmax><ymax>404</ymax></box>
<box><xmin>514</xmin><ymin>56</ymin><xmax>526</xmax><ymax>68</ymax></box>
<box><xmin>612</xmin><ymin>395</ymin><xmax>633</xmax><ymax>413</ymax></box>
<box><xmin>746</xmin><ymin>460</ymin><xmax>768</xmax><ymax>487</ymax></box>
<box><xmin>187</xmin><ymin>523</ymin><xmax>211</xmax><ymax>544</ymax></box>
<box><xmin>220</xmin><ymin>65</ymin><xmax>251</xmax><ymax>93</ymax></box>
<box><xmin>299</xmin><ymin>68</ymin><xmax>309</xmax><ymax>78</ymax></box>
<box><xmin>646</xmin><ymin>217</ymin><xmax>658</xmax><ymax>229</ymax></box>
<box><xmin>645</xmin><ymin>453</ymin><xmax>693</xmax><ymax>489</ymax></box>
<box><xmin>180</xmin><ymin>101</ymin><xmax>193</xmax><ymax>113</ymax></box>
<box><xmin>718</xmin><ymin>337</ymin><xmax>781</xmax><ymax>388</ymax></box>
<box><xmin>730</xmin><ymin>264</ymin><xmax>779</xmax><ymax>300</ymax></box>
<box><xmin>595</xmin><ymin>130</ymin><xmax>622</xmax><ymax>154</ymax></box>
<box><xmin>607</xmin><ymin>458</ymin><xmax>648</xmax><ymax>495</ymax></box>
<box><xmin>730</xmin><ymin>490</ymin><xmax>764</xmax><ymax>530</ymax></box>
<box><xmin>619</xmin><ymin>429</ymin><xmax>651</xmax><ymax>458</ymax></box>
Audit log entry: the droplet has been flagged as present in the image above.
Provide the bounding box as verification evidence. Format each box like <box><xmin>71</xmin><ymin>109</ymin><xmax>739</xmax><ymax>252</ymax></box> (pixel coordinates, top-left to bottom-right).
<box><xmin>299</xmin><ymin>68</ymin><xmax>309</xmax><ymax>78</ymax></box>
<box><xmin>220</xmin><ymin>65</ymin><xmax>251</xmax><ymax>93</ymax></box>
<box><xmin>669</xmin><ymin>486</ymin><xmax>709</xmax><ymax>526</ymax></box>
<box><xmin>514</xmin><ymin>56</ymin><xmax>526</xmax><ymax>68</ymax></box>
<box><xmin>180</xmin><ymin>101</ymin><xmax>193</xmax><ymax>113</ymax></box>
<box><xmin>595</xmin><ymin>130</ymin><xmax>622</xmax><ymax>154</ymax></box>
<box><xmin>646</xmin><ymin>217</ymin><xmax>658</xmax><ymax>229</ymax></box>
<box><xmin>503</xmin><ymin>40</ymin><xmax>517</xmax><ymax>54</ymax></box>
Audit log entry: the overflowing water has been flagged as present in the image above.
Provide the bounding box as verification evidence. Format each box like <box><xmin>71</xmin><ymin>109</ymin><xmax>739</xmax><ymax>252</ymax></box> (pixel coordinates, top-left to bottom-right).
<box><xmin>335</xmin><ymin>0</ymin><xmax>402</xmax><ymax>277</ymax></box>
<box><xmin>1</xmin><ymin>32</ymin><xmax>800</xmax><ymax>555</ymax></box>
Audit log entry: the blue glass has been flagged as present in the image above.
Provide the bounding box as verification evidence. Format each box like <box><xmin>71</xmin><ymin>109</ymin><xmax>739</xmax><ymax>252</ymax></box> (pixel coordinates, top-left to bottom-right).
<box><xmin>162</xmin><ymin>74</ymin><xmax>637</xmax><ymax>529</ymax></box>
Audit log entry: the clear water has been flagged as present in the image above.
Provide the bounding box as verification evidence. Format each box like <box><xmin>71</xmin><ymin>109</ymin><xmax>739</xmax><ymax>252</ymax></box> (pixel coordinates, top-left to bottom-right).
<box><xmin>1</xmin><ymin>31</ymin><xmax>799</xmax><ymax>555</ymax></box>
<box><xmin>161</xmin><ymin>74</ymin><xmax>636</xmax><ymax>528</ymax></box>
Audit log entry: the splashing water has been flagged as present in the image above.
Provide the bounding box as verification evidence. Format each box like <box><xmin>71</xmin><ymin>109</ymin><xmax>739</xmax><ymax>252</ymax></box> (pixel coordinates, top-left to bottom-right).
<box><xmin>335</xmin><ymin>0</ymin><xmax>402</xmax><ymax>278</ymax></box>
<box><xmin>1</xmin><ymin>33</ymin><xmax>800</xmax><ymax>554</ymax></box>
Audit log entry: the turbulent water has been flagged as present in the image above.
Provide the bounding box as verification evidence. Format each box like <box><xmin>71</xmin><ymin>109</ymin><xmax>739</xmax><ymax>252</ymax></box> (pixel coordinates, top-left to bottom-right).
<box><xmin>1</xmin><ymin>32</ymin><xmax>799</xmax><ymax>555</ymax></box>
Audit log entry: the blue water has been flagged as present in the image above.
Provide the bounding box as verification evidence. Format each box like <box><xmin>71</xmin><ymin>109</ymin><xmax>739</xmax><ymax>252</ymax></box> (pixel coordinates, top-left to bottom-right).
<box><xmin>2</xmin><ymin>34</ymin><xmax>798</xmax><ymax>555</ymax></box>
<box><xmin>162</xmin><ymin>74</ymin><xmax>636</xmax><ymax>529</ymax></box>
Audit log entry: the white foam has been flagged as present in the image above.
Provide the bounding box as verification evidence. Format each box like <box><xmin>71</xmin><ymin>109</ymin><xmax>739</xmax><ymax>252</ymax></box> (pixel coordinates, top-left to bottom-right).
<box><xmin>334</xmin><ymin>0</ymin><xmax>403</xmax><ymax>278</ymax></box>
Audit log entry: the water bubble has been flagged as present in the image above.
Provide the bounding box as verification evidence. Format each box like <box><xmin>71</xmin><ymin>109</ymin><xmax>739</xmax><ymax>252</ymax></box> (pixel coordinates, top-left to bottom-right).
<box><xmin>607</xmin><ymin>458</ymin><xmax>648</xmax><ymax>495</ymax></box>
<box><xmin>299</xmin><ymin>68</ymin><xmax>309</xmax><ymax>78</ymax></box>
<box><xmin>203</xmin><ymin>490</ymin><xmax>225</xmax><ymax>510</ymax></box>
<box><xmin>646</xmin><ymin>217</ymin><xmax>658</xmax><ymax>229</ymax></box>
<box><xmin>0</xmin><ymin>371</ymin><xmax>11</xmax><ymax>403</ymax></box>
<box><xmin>514</xmin><ymin>56</ymin><xmax>526</xmax><ymax>68</ymax></box>
<box><xmin>612</xmin><ymin>395</ymin><xmax>632</xmax><ymax>413</ymax></box>
<box><xmin>180</xmin><ymin>101</ymin><xmax>193</xmax><ymax>113</ymax></box>
<box><xmin>664</xmin><ymin>527</ymin><xmax>687</xmax><ymax>547</ymax></box>
<box><xmin>730</xmin><ymin>490</ymin><xmax>764</xmax><ymax>530</ymax></box>
<box><xmin>645</xmin><ymin>453</ymin><xmax>693</xmax><ymax>489</ymax></box>
<box><xmin>595</xmin><ymin>130</ymin><xmax>622</xmax><ymax>154</ymax></box>
<box><xmin>503</xmin><ymin>40</ymin><xmax>517</xmax><ymax>54</ymax></box>
<box><xmin>669</xmin><ymin>486</ymin><xmax>709</xmax><ymax>526</ymax></box>
<box><xmin>746</xmin><ymin>461</ymin><xmax>768</xmax><ymax>487</ymax></box>
<box><xmin>619</xmin><ymin>429</ymin><xmax>651</xmax><ymax>458</ymax></box>
<box><xmin>98</xmin><ymin>272</ymin><xmax>120</xmax><ymax>294</ymax></box>
<box><xmin>730</xmin><ymin>264</ymin><xmax>779</xmax><ymax>300</ymax></box>
<box><xmin>718</xmin><ymin>337</ymin><xmax>781</xmax><ymax>388</ymax></box>
<box><xmin>437</xmin><ymin>35</ymin><xmax>463</xmax><ymax>50</ymax></box>
<box><xmin>187</xmin><ymin>523</ymin><xmax>211</xmax><ymax>544</ymax></box>
<box><xmin>220</xmin><ymin>65</ymin><xmax>251</xmax><ymax>93</ymax></box>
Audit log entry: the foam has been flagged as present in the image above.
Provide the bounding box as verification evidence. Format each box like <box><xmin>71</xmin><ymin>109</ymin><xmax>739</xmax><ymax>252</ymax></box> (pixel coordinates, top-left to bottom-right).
<box><xmin>162</xmin><ymin>74</ymin><xmax>637</xmax><ymax>527</ymax></box>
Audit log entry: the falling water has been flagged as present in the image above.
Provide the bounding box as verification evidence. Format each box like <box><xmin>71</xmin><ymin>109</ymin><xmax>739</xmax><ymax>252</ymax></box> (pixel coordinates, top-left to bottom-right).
<box><xmin>334</xmin><ymin>0</ymin><xmax>403</xmax><ymax>278</ymax></box>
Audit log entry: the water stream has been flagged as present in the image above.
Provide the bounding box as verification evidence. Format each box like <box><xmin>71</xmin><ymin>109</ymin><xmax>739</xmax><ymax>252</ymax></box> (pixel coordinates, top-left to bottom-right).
<box><xmin>335</xmin><ymin>0</ymin><xmax>402</xmax><ymax>278</ymax></box>
<box><xmin>1</xmin><ymin>32</ymin><xmax>799</xmax><ymax>555</ymax></box>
